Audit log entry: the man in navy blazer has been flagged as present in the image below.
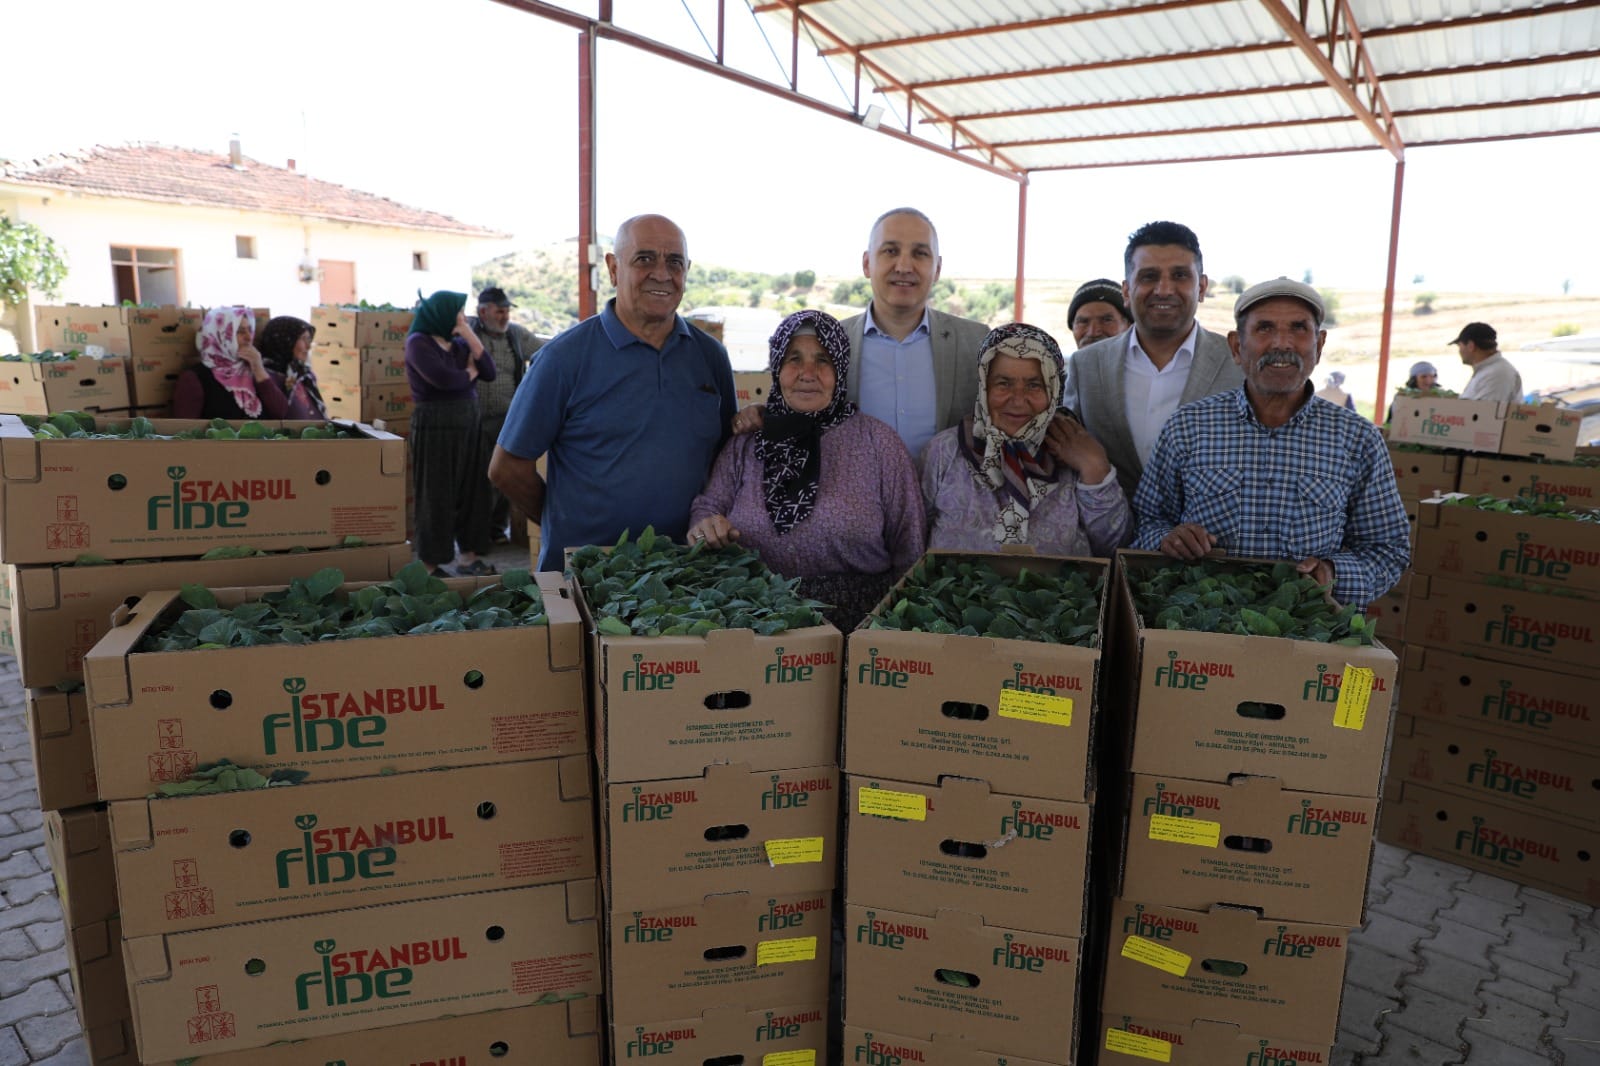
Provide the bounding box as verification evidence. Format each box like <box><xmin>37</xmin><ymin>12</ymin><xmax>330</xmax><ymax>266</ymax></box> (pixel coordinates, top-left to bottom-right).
<box><xmin>1062</xmin><ymin>220</ymin><xmax>1243</xmax><ymax>500</ymax></box>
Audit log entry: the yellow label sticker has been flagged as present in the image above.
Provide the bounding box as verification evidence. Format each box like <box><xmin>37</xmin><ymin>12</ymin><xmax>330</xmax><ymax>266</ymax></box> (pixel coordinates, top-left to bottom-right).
<box><xmin>857</xmin><ymin>787</ymin><xmax>927</xmax><ymax>821</ymax></box>
<box><xmin>1149</xmin><ymin>813</ymin><xmax>1221</xmax><ymax>848</ymax></box>
<box><xmin>996</xmin><ymin>688</ymin><xmax>1073</xmax><ymax>727</ymax></box>
<box><xmin>1120</xmin><ymin>935</ymin><xmax>1191</xmax><ymax>977</ymax></box>
<box><xmin>1334</xmin><ymin>664</ymin><xmax>1376</xmax><ymax>730</ymax></box>
<box><xmin>757</xmin><ymin>936</ymin><xmax>817</xmax><ymax>967</ymax></box>
<box><xmin>762</xmin><ymin>1053</ymin><xmax>816</xmax><ymax>1066</ymax></box>
<box><xmin>764</xmin><ymin>837</ymin><xmax>824</xmax><ymax>865</ymax></box>
<box><xmin>1104</xmin><ymin>1028</ymin><xmax>1173</xmax><ymax>1062</ymax></box>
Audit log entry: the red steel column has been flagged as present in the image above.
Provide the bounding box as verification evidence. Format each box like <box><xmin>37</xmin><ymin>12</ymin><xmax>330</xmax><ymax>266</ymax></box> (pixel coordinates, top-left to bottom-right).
<box><xmin>577</xmin><ymin>25</ymin><xmax>599</xmax><ymax>320</ymax></box>
<box><xmin>1373</xmin><ymin>158</ymin><xmax>1405</xmax><ymax>423</ymax></box>
<box><xmin>1014</xmin><ymin>177</ymin><xmax>1029</xmax><ymax>321</ymax></box>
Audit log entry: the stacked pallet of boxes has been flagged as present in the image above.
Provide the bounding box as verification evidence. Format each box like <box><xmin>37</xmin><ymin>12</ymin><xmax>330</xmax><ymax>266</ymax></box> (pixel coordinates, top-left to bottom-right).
<box><xmin>5</xmin><ymin>305</ymin><xmax>133</xmax><ymax>417</ymax></box>
<box><xmin>1095</xmin><ymin>551</ymin><xmax>1398</xmax><ymax>1066</ymax></box>
<box><xmin>309</xmin><ymin>306</ymin><xmax>415</xmax><ymax>432</ymax></box>
<box><xmin>78</xmin><ymin>565</ymin><xmax>601</xmax><ymax>1064</ymax></box>
<box><xmin>841</xmin><ymin>552</ymin><xmax>1104</xmax><ymax>1065</ymax></box>
<box><xmin>1369</xmin><ymin>438</ymin><xmax>1465</xmax><ymax>649</ymax></box>
<box><xmin>0</xmin><ymin>413</ymin><xmax>418</xmax><ymax>1062</ymax></box>
<box><xmin>1379</xmin><ymin>448</ymin><xmax>1600</xmax><ymax>906</ymax></box>
<box><xmin>573</xmin><ymin>538</ymin><xmax>842</xmax><ymax>1063</ymax></box>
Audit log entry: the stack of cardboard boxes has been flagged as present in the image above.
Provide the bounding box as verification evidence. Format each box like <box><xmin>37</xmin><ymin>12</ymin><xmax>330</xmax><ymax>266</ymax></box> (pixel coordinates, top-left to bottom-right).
<box><xmin>1380</xmin><ymin>451</ymin><xmax>1600</xmax><ymax>906</ymax></box>
<box><xmin>1096</xmin><ymin>552</ymin><xmax>1398</xmax><ymax>1066</ymax></box>
<box><xmin>309</xmin><ymin>306</ymin><xmax>415</xmax><ymax>433</ymax></box>
<box><xmin>80</xmin><ymin>572</ymin><xmax>600</xmax><ymax>1064</ymax></box>
<box><xmin>577</xmin><ymin>577</ymin><xmax>843</xmax><ymax>1062</ymax></box>
<box><xmin>840</xmin><ymin>552</ymin><xmax>1104</xmax><ymax>1065</ymax></box>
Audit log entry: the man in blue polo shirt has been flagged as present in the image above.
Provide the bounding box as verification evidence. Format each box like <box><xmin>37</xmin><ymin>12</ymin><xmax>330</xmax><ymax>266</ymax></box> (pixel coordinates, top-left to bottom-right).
<box><xmin>490</xmin><ymin>214</ymin><xmax>737</xmax><ymax>570</ymax></box>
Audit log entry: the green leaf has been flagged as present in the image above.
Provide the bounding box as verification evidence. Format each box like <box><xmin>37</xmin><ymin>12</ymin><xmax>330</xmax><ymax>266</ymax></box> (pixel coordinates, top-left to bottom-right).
<box><xmin>180</xmin><ymin>584</ymin><xmax>218</xmax><ymax>610</ymax></box>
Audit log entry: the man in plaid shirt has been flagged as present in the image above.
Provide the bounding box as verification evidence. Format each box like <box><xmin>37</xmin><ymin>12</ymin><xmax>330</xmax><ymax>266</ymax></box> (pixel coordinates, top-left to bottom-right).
<box><xmin>1132</xmin><ymin>277</ymin><xmax>1408</xmax><ymax>608</ymax></box>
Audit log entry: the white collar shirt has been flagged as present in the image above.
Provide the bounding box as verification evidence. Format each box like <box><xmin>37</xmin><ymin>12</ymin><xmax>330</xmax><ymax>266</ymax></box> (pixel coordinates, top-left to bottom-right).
<box><xmin>1123</xmin><ymin>322</ymin><xmax>1200</xmax><ymax>466</ymax></box>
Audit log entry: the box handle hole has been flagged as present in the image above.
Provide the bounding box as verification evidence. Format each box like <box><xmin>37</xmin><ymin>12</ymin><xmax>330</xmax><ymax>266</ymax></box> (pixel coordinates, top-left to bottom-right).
<box><xmin>464</xmin><ymin>670</ymin><xmax>485</xmax><ymax>689</ymax></box>
<box><xmin>315</xmin><ymin>470</ymin><xmax>331</xmax><ymax>485</ymax></box>
<box><xmin>1223</xmin><ymin>834</ymin><xmax>1273</xmax><ymax>853</ymax></box>
<box><xmin>485</xmin><ymin>925</ymin><xmax>505</xmax><ymax>942</ymax></box>
<box><xmin>939</xmin><ymin>839</ymin><xmax>989</xmax><ymax>859</ymax></box>
<box><xmin>228</xmin><ymin>830</ymin><xmax>252</xmax><ymax>849</ymax></box>
<box><xmin>941</xmin><ymin>701</ymin><xmax>990</xmax><ymax>721</ymax></box>
<box><xmin>703</xmin><ymin>823</ymin><xmax>749</xmax><ymax>842</ymax></box>
<box><xmin>934</xmin><ymin>968</ymin><xmax>980</xmax><ymax>988</ymax></box>
<box><xmin>702</xmin><ymin>945</ymin><xmax>747</xmax><ymax>962</ymax></box>
<box><xmin>477</xmin><ymin>802</ymin><xmax>497</xmax><ymax>820</ymax></box>
<box><xmin>210</xmin><ymin>690</ymin><xmax>233</xmax><ymax>710</ymax></box>
<box><xmin>244</xmin><ymin>958</ymin><xmax>265</xmax><ymax>976</ymax></box>
<box><xmin>107</xmin><ymin>473</ymin><xmax>128</xmax><ymax>491</ymax></box>
<box><xmin>1235</xmin><ymin>701</ymin><xmax>1284</xmax><ymax>720</ymax></box>
<box><xmin>704</xmin><ymin>690</ymin><xmax>752</xmax><ymax>710</ymax></box>
<box><xmin>1200</xmin><ymin>958</ymin><xmax>1249</xmax><ymax>977</ymax></box>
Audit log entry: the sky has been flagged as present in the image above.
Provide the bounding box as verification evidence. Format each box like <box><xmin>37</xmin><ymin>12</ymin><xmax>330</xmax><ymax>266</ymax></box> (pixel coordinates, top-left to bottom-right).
<box><xmin>4</xmin><ymin>0</ymin><xmax>1597</xmax><ymax>297</ymax></box>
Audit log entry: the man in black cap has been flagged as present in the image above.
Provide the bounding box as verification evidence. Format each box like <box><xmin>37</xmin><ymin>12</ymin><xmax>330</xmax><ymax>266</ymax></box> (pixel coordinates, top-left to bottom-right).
<box><xmin>470</xmin><ymin>286</ymin><xmax>544</xmax><ymax>543</ymax></box>
<box><xmin>1067</xmin><ymin>278</ymin><xmax>1131</xmax><ymax>349</ymax></box>
<box><xmin>1450</xmin><ymin>321</ymin><xmax>1523</xmax><ymax>405</ymax></box>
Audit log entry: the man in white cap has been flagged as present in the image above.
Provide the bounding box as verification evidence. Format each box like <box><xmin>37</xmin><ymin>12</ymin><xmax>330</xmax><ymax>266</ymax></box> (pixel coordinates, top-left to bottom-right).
<box><xmin>1133</xmin><ymin>277</ymin><xmax>1409</xmax><ymax>608</ymax></box>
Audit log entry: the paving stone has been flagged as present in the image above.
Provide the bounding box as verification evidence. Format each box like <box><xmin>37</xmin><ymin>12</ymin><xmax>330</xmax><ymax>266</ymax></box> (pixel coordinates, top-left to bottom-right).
<box><xmin>1382</xmin><ymin>984</ymin><xmax>1476</xmax><ymax>1049</ymax></box>
<box><xmin>1</xmin><ymin>872</ymin><xmax>56</xmax><ymax>908</ymax></box>
<box><xmin>1395</xmin><ymin>853</ymin><xmax>1472</xmax><ymax>893</ymax></box>
<box><xmin>0</xmin><ymin>827</ymin><xmax>44</xmax><ymax>857</ymax></box>
<box><xmin>1457</xmin><ymin>1029</ymin><xmax>1557</xmax><ymax>1065</ymax></box>
<box><xmin>1329</xmin><ymin>1045</ymin><xmax>1361</xmax><ymax>1066</ymax></box>
<box><xmin>1427</xmin><ymin>915</ymin><xmax>1509</xmax><ymax>969</ymax></box>
<box><xmin>0</xmin><ymin>979</ymin><xmax>71</xmax><ymax>1028</ymax></box>
<box><xmin>1339</xmin><ymin>982</ymin><xmax>1403</xmax><ymax>1049</ymax></box>
<box><xmin>1335</xmin><ymin>1025</ymin><xmax>1382</xmax><ymax>1057</ymax></box>
<box><xmin>23</xmin><ymin>919</ymin><xmax>64</xmax><ymax>953</ymax></box>
<box><xmin>1483</xmin><ymin>955</ymin><xmax>1572</xmax><ymax>1013</ymax></box>
<box><xmin>11</xmin><ymin>807</ymin><xmax>41</xmax><ymax>832</ymax></box>
<box><xmin>1438</xmin><ymin>885</ymin><xmax>1517</xmax><ymax>936</ymax></box>
<box><xmin>1363</xmin><ymin>1029</ymin><xmax>1467</xmax><ymax>1064</ymax></box>
<box><xmin>1372</xmin><ymin>882</ymin><xmax>1446</xmax><ymax>929</ymax></box>
<box><xmin>0</xmin><ymin>814</ymin><xmax>19</xmax><ymax>837</ymax></box>
<box><xmin>0</xmin><ymin>928</ymin><xmax>34</xmax><ymax>961</ymax></box>
<box><xmin>1346</xmin><ymin>942</ymin><xmax>1419</xmax><ymax>994</ymax></box>
<box><xmin>0</xmin><ymin>762</ymin><xmax>18</xmax><ymax>781</ymax></box>
<box><xmin>28</xmin><ymin>1041</ymin><xmax>90</xmax><ymax>1066</ymax></box>
<box><xmin>0</xmin><ymin>1027</ymin><xmax>27</xmax><ymax>1066</ymax></box>
<box><xmin>1460</xmin><ymin>869</ymin><xmax>1524</xmax><ymax>904</ymax></box>
<box><xmin>1513</xmin><ymin>894</ymin><xmax>1587</xmax><ymax>936</ymax></box>
<box><xmin>17</xmin><ymin>1009</ymin><xmax>85</xmax><ymax>1059</ymax></box>
<box><xmin>1404</xmin><ymin>945</ymin><xmax>1488</xmax><ymax>1005</ymax></box>
<box><xmin>1353</xmin><ymin>911</ymin><xmax>1435</xmax><ymax>961</ymax></box>
<box><xmin>1494</xmin><ymin>922</ymin><xmax>1578</xmax><ymax>979</ymax></box>
<box><xmin>1550</xmin><ymin>996</ymin><xmax>1600</xmax><ymax>1048</ymax></box>
<box><xmin>1466</xmin><ymin>989</ymin><xmax>1567</xmax><ymax>1048</ymax></box>
<box><xmin>1565</xmin><ymin>957</ymin><xmax>1600</xmax><ymax>1010</ymax></box>
<box><xmin>0</xmin><ymin>896</ymin><xmax>64</xmax><ymax>936</ymax></box>
<box><xmin>0</xmin><ymin>945</ymin><xmax>68</xmax><ymax>998</ymax></box>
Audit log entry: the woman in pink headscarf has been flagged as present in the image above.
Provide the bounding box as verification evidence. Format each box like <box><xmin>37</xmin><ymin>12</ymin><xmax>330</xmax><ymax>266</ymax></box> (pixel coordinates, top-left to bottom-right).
<box><xmin>171</xmin><ymin>307</ymin><xmax>292</xmax><ymax>419</ymax></box>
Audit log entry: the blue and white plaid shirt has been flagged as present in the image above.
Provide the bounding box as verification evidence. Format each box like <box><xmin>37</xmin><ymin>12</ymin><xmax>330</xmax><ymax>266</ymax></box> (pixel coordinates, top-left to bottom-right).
<box><xmin>1133</xmin><ymin>386</ymin><xmax>1410</xmax><ymax>607</ymax></box>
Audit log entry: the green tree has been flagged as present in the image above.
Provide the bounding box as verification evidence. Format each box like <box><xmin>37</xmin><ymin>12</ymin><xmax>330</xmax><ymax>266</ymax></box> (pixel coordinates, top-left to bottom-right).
<box><xmin>794</xmin><ymin>269</ymin><xmax>816</xmax><ymax>290</ymax></box>
<box><xmin>1219</xmin><ymin>275</ymin><xmax>1247</xmax><ymax>294</ymax></box>
<box><xmin>1414</xmin><ymin>292</ymin><xmax>1437</xmax><ymax>315</ymax></box>
<box><xmin>773</xmin><ymin>273</ymin><xmax>792</xmax><ymax>293</ymax></box>
<box><xmin>0</xmin><ymin>214</ymin><xmax>68</xmax><ymax>306</ymax></box>
<box><xmin>1318</xmin><ymin>289</ymin><xmax>1341</xmax><ymax>327</ymax></box>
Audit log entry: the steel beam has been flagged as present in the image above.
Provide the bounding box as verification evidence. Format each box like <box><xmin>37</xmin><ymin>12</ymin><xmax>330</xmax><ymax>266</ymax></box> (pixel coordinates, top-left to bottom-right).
<box><xmin>1015</xmin><ymin>178</ymin><xmax>1028</xmax><ymax>322</ymax></box>
<box><xmin>1257</xmin><ymin>0</ymin><xmax>1403</xmax><ymax>158</ymax></box>
<box><xmin>817</xmin><ymin>0</ymin><xmax>1232</xmax><ymax>55</ymax></box>
<box><xmin>1374</xmin><ymin>159</ymin><xmax>1405</xmax><ymax>425</ymax></box>
<box><xmin>577</xmin><ymin>25</ymin><xmax>597</xmax><ymax>320</ymax></box>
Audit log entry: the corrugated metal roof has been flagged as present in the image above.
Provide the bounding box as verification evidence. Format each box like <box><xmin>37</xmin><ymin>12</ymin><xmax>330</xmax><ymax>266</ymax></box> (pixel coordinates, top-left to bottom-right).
<box><xmin>750</xmin><ymin>0</ymin><xmax>1600</xmax><ymax>171</ymax></box>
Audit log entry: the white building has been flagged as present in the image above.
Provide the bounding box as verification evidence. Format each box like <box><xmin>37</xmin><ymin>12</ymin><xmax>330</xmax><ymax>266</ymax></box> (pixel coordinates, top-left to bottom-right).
<box><xmin>0</xmin><ymin>143</ymin><xmax>505</xmax><ymax>352</ymax></box>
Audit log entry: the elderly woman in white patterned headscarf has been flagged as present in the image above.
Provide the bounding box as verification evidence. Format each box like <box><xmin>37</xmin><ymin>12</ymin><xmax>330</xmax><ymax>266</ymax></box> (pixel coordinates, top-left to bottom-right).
<box><xmin>921</xmin><ymin>322</ymin><xmax>1130</xmax><ymax>557</ymax></box>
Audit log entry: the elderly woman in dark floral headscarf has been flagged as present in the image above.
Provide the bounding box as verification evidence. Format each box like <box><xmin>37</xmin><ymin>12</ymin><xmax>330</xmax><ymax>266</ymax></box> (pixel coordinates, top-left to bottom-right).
<box><xmin>922</xmin><ymin>322</ymin><xmax>1130</xmax><ymax>557</ymax></box>
<box><xmin>256</xmin><ymin>315</ymin><xmax>326</xmax><ymax>420</ymax></box>
<box><xmin>689</xmin><ymin>309</ymin><xmax>925</xmax><ymax>631</ymax></box>
<box><xmin>171</xmin><ymin>307</ymin><xmax>291</xmax><ymax>419</ymax></box>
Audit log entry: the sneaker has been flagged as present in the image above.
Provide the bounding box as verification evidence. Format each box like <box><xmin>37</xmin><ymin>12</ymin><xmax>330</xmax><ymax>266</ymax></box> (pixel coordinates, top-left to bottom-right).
<box><xmin>458</xmin><ymin>559</ymin><xmax>498</xmax><ymax>576</ymax></box>
<box><xmin>491</xmin><ymin>530</ymin><xmax>512</xmax><ymax>546</ymax></box>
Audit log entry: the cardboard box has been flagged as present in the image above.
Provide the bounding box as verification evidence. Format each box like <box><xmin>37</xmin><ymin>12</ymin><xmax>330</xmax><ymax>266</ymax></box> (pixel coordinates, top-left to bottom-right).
<box><xmin>1397</xmin><ymin>644</ymin><xmax>1598</xmax><ymax>755</ymax></box>
<box><xmin>1364</xmin><ymin>571</ymin><xmax>1409</xmax><ymax>643</ymax></box>
<box><xmin>1388</xmin><ymin>444</ymin><xmax>1461</xmax><ymax>504</ymax></box>
<box><xmin>732</xmin><ymin>371</ymin><xmax>769</xmax><ymax>410</ymax></box>
<box><xmin>34</xmin><ymin>305</ymin><xmax>132</xmax><ymax>357</ymax></box>
<box><xmin>25</xmin><ymin>687</ymin><xmax>98</xmax><ymax>809</ymax></box>
<box><xmin>1499</xmin><ymin>401</ymin><xmax>1584</xmax><ymax>462</ymax></box>
<box><xmin>1388</xmin><ymin>714</ymin><xmax>1598</xmax><ymax>828</ymax></box>
<box><xmin>1378</xmin><ymin>779</ymin><xmax>1599</xmax><ymax>907</ymax></box>
<box><xmin>0</xmin><ymin>355</ymin><xmax>132</xmax><ymax>414</ymax></box>
<box><xmin>845</xmin><ymin>774</ymin><xmax>1091</xmax><ymax>937</ymax></box>
<box><xmin>601</xmin><ymin>764</ymin><xmax>837</xmax><ymax>911</ymax></box>
<box><xmin>1404</xmin><ymin>573</ymin><xmax>1600</xmax><ymax>676</ymax></box>
<box><xmin>9</xmin><ymin>541</ymin><xmax>412</xmax><ymax>689</ymax></box>
<box><xmin>124</xmin><ymin>881</ymin><xmax>600</xmax><ymax>1062</ymax></box>
<box><xmin>842</xmin><ymin>1026</ymin><xmax>1057</xmax><ymax>1065</ymax></box>
<box><xmin>65</xmin><ymin>916</ymin><xmax>132</xmax><ymax>1029</ymax></box>
<box><xmin>310</xmin><ymin>306</ymin><xmax>358</xmax><ymax>347</ymax></box>
<box><xmin>577</xmin><ymin>579</ymin><xmax>842</xmax><ymax>781</ymax></box>
<box><xmin>111</xmin><ymin>756</ymin><xmax>595</xmax><ymax>937</ymax></box>
<box><xmin>607</xmin><ymin>890</ymin><xmax>831</xmax><ymax>1025</ymax></box>
<box><xmin>311</xmin><ymin>346</ymin><xmax>407</xmax><ymax>389</ymax></box>
<box><xmin>358</xmin><ymin>311</ymin><xmax>416</xmax><ymax>348</ymax></box>
<box><xmin>1388</xmin><ymin>395</ymin><xmax>1505</xmax><ymax>453</ymax></box>
<box><xmin>1413</xmin><ymin>494</ymin><xmax>1600</xmax><ymax>597</ymax></box>
<box><xmin>845</xmin><ymin>553</ymin><xmax>1108</xmax><ymax>803</ymax></box>
<box><xmin>43</xmin><ymin>805</ymin><xmax>119</xmax><ymax>927</ymax></box>
<box><xmin>0</xmin><ymin>415</ymin><xmax>407</xmax><ymax>565</ymax></box>
<box><xmin>145</xmin><ymin>1001</ymin><xmax>602</xmax><ymax>1066</ymax></box>
<box><xmin>324</xmin><ymin>383</ymin><xmax>414</xmax><ymax>424</ymax></box>
<box><xmin>125</xmin><ymin>306</ymin><xmax>205</xmax><ymax>359</ymax></box>
<box><xmin>1118</xmin><ymin>774</ymin><xmax>1377</xmax><ymax>926</ymax></box>
<box><xmin>1096</xmin><ymin>1014</ymin><xmax>1332</xmax><ymax>1066</ymax></box>
<box><xmin>1456</xmin><ymin>449</ymin><xmax>1600</xmax><ymax>507</ymax></box>
<box><xmin>127</xmin><ymin>350</ymin><xmax>188</xmax><ymax>409</ymax></box>
<box><xmin>85</xmin><ymin>1018</ymin><xmax>140</xmax><ymax>1066</ymax></box>
<box><xmin>1099</xmin><ymin>900</ymin><xmax>1348</xmax><ymax>1045</ymax></box>
<box><xmin>1117</xmin><ymin>553</ymin><xmax>1398</xmax><ymax>796</ymax></box>
<box><xmin>613</xmin><ymin>1003</ymin><xmax>824</xmax><ymax>1064</ymax></box>
<box><xmin>844</xmin><ymin>904</ymin><xmax>1081</xmax><ymax>1064</ymax></box>
<box><xmin>84</xmin><ymin>573</ymin><xmax>585</xmax><ymax>802</ymax></box>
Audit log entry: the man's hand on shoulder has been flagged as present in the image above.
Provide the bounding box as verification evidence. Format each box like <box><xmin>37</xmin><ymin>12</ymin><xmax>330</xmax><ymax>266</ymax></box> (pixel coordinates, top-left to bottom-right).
<box><xmin>1158</xmin><ymin>523</ymin><xmax>1218</xmax><ymax>560</ymax></box>
<box><xmin>1297</xmin><ymin>556</ymin><xmax>1335</xmax><ymax>588</ymax></box>
<box><xmin>732</xmin><ymin>404</ymin><xmax>765</xmax><ymax>436</ymax></box>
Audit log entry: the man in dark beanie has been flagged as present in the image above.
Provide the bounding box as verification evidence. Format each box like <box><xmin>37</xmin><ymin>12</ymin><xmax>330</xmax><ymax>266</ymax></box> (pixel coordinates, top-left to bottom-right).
<box><xmin>1067</xmin><ymin>278</ymin><xmax>1131</xmax><ymax>349</ymax></box>
<box><xmin>1451</xmin><ymin>321</ymin><xmax>1523</xmax><ymax>405</ymax></box>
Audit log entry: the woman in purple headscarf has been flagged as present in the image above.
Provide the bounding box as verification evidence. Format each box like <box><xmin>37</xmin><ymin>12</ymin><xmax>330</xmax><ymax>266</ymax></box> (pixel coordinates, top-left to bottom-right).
<box><xmin>921</xmin><ymin>322</ymin><xmax>1130</xmax><ymax>557</ymax></box>
<box><xmin>689</xmin><ymin>309</ymin><xmax>925</xmax><ymax>631</ymax></box>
